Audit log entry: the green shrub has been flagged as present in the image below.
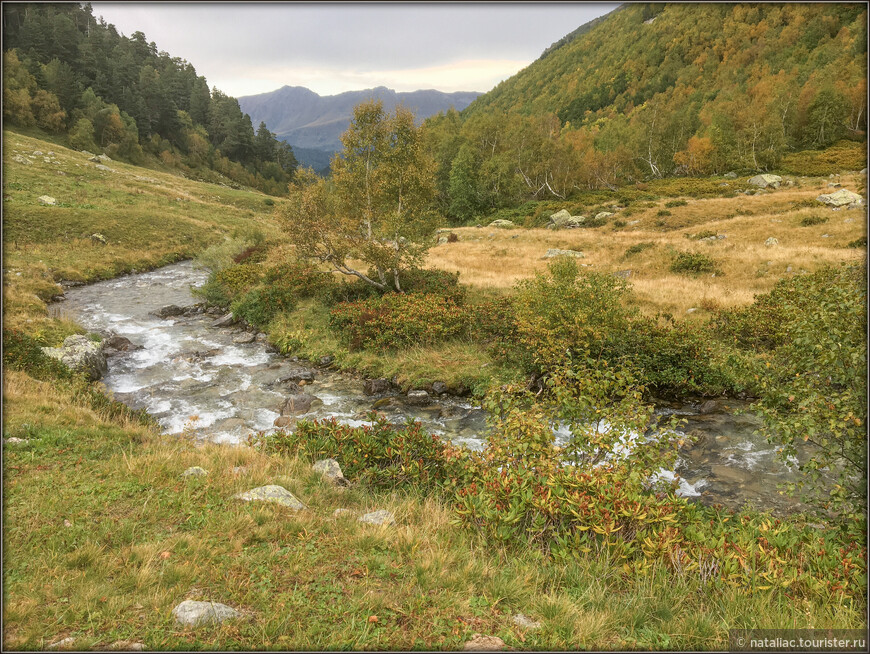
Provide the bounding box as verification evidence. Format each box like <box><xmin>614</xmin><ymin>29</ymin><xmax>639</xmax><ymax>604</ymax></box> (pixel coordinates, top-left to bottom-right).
<box><xmin>799</xmin><ymin>214</ymin><xmax>829</xmax><ymax>227</ymax></box>
<box><xmin>664</xmin><ymin>199</ymin><xmax>688</xmax><ymax>208</ymax></box>
<box><xmin>398</xmin><ymin>268</ymin><xmax>465</xmax><ymax>303</ymax></box>
<box><xmin>670</xmin><ymin>252</ymin><xmax>719</xmax><ymax>276</ymax></box>
<box><xmin>657</xmin><ymin>209</ymin><xmax>672</xmax><ymax>217</ymax></box>
<box><xmin>613</xmin><ymin>219</ymin><xmax>627</xmax><ymax>228</ymax></box>
<box><xmin>263</xmin><ymin>260</ymin><xmax>340</xmax><ymax>301</ymax></box>
<box><xmin>848</xmin><ymin>236</ymin><xmax>867</xmax><ymax>248</ymax></box>
<box><xmin>624</xmin><ymin>242</ymin><xmax>655</xmax><ymax>257</ymax></box>
<box><xmin>687</xmin><ymin>230</ymin><xmax>717</xmax><ymax>240</ymax></box>
<box><xmin>507</xmin><ymin>258</ymin><xmax>636</xmax><ymax>373</ymax></box>
<box><xmin>2</xmin><ymin>329</ymin><xmax>74</xmax><ymax>381</ymax></box>
<box><xmin>231</xmin><ymin>285</ymin><xmax>297</xmax><ymax>330</ymax></box>
<box><xmin>329</xmin><ymin>292</ymin><xmax>470</xmax><ymax>350</ymax></box>
<box><xmin>263</xmin><ymin>414</ymin><xmax>471</xmax><ymax>494</ymax></box>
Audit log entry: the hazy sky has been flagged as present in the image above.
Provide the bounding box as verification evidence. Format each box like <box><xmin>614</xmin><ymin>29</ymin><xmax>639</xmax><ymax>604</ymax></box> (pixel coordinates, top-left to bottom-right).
<box><xmin>89</xmin><ymin>2</ymin><xmax>619</xmax><ymax>98</ymax></box>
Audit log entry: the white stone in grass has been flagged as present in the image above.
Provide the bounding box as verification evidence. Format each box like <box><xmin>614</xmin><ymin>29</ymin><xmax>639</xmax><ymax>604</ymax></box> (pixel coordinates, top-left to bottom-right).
<box><xmin>171</xmin><ymin>600</ymin><xmax>240</xmax><ymax>627</ymax></box>
<box><xmin>512</xmin><ymin>613</ymin><xmax>542</xmax><ymax>630</ymax></box>
<box><xmin>764</xmin><ymin>237</ymin><xmax>779</xmax><ymax>247</ymax></box>
<box><xmin>333</xmin><ymin>508</ymin><xmax>354</xmax><ymax>518</ymax></box>
<box><xmin>109</xmin><ymin>641</ymin><xmax>146</xmax><ymax>651</ymax></box>
<box><xmin>358</xmin><ymin>509</ymin><xmax>396</xmax><ymax>526</ymax></box>
<box><xmin>46</xmin><ymin>637</ymin><xmax>76</xmax><ymax>650</ymax></box>
<box><xmin>181</xmin><ymin>466</ymin><xmax>208</xmax><ymax>478</ymax></box>
<box><xmin>4</xmin><ymin>437</ymin><xmax>27</xmax><ymax>444</ymax></box>
<box><xmin>38</xmin><ymin>195</ymin><xmax>57</xmax><ymax>206</ymax></box>
<box><xmin>233</xmin><ymin>485</ymin><xmax>307</xmax><ymax>510</ymax></box>
<box><xmin>313</xmin><ymin>458</ymin><xmax>347</xmax><ymax>486</ymax></box>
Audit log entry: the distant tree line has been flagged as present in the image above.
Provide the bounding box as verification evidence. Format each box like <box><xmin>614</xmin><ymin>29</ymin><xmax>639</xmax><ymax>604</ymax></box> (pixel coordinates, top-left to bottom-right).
<box><xmin>422</xmin><ymin>2</ymin><xmax>867</xmax><ymax>223</ymax></box>
<box><xmin>2</xmin><ymin>2</ymin><xmax>296</xmax><ymax>195</ymax></box>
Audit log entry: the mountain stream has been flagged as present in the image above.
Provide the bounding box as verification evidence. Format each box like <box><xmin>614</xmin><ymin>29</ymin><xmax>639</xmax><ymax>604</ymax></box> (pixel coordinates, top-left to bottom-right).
<box><xmin>55</xmin><ymin>261</ymin><xmax>807</xmax><ymax>516</ymax></box>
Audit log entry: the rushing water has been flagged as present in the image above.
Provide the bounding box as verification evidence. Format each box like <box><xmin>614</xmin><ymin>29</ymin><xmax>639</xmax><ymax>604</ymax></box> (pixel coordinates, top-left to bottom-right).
<box><xmin>56</xmin><ymin>261</ymin><xmax>807</xmax><ymax>515</ymax></box>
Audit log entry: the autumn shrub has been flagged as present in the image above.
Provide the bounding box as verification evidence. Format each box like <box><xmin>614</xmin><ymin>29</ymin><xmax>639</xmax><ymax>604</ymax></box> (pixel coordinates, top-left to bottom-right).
<box><xmin>262</xmin><ymin>413</ymin><xmax>473</xmax><ymax>494</ymax></box>
<box><xmin>398</xmin><ymin>268</ymin><xmax>465</xmax><ymax>303</ymax></box>
<box><xmin>329</xmin><ymin>292</ymin><xmax>470</xmax><ymax>351</ymax></box>
<box><xmin>670</xmin><ymin>251</ymin><xmax>720</xmax><ymax>276</ymax></box>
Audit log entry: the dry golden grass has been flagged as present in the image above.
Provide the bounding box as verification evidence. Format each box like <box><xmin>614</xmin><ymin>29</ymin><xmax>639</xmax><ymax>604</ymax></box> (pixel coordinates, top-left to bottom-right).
<box><xmin>426</xmin><ymin>179</ymin><xmax>866</xmax><ymax>317</ymax></box>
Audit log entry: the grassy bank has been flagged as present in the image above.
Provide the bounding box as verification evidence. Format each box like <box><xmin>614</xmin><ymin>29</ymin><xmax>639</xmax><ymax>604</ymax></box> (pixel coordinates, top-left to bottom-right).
<box><xmin>3</xmin><ymin>129</ymin><xmax>867</xmax><ymax>649</ymax></box>
<box><xmin>4</xmin><ymin>371</ymin><xmax>865</xmax><ymax>650</ymax></box>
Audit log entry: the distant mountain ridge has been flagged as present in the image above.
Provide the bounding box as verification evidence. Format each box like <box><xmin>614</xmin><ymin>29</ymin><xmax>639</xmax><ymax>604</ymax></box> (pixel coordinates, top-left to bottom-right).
<box><xmin>238</xmin><ymin>85</ymin><xmax>481</xmax><ymax>170</ymax></box>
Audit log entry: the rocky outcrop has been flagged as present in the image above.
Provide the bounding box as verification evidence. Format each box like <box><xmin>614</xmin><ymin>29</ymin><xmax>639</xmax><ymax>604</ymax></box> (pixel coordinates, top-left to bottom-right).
<box><xmin>41</xmin><ymin>334</ymin><xmax>107</xmax><ymax>381</ymax></box>
<box><xmin>547</xmin><ymin>209</ymin><xmax>585</xmax><ymax>229</ymax></box>
<box><xmin>816</xmin><ymin>188</ymin><xmax>863</xmax><ymax>208</ymax></box>
<box><xmin>748</xmin><ymin>174</ymin><xmax>782</xmax><ymax>189</ymax></box>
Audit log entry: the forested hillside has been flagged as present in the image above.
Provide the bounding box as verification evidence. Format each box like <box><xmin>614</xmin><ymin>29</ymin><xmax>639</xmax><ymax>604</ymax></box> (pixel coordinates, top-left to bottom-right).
<box><xmin>424</xmin><ymin>2</ymin><xmax>867</xmax><ymax>222</ymax></box>
<box><xmin>2</xmin><ymin>3</ymin><xmax>297</xmax><ymax>195</ymax></box>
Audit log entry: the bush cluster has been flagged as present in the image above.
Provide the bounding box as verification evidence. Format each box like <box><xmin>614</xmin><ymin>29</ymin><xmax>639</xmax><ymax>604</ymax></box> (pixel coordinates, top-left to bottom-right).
<box><xmin>329</xmin><ymin>292</ymin><xmax>470</xmax><ymax>351</ymax></box>
<box><xmin>670</xmin><ymin>251</ymin><xmax>720</xmax><ymax>276</ymax></box>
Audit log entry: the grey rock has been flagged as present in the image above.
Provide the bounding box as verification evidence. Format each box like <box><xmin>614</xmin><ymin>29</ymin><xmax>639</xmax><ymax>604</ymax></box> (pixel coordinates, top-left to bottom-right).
<box><xmin>4</xmin><ymin>437</ymin><xmax>28</xmax><ymax>445</ymax></box>
<box><xmin>488</xmin><ymin>219</ymin><xmax>515</xmax><ymax>228</ymax></box>
<box><xmin>212</xmin><ymin>312</ymin><xmax>236</xmax><ymax>327</ymax></box>
<box><xmin>432</xmin><ymin>381</ymin><xmax>448</xmax><ymax>395</ymax></box>
<box><xmin>543</xmin><ymin>248</ymin><xmax>585</xmax><ymax>259</ymax></box>
<box><xmin>548</xmin><ymin>209</ymin><xmax>585</xmax><ymax>229</ymax></box>
<box><xmin>41</xmin><ymin>334</ymin><xmax>107</xmax><ymax>381</ymax></box>
<box><xmin>279</xmin><ymin>368</ymin><xmax>316</xmax><ymax>383</ymax></box>
<box><xmin>182</xmin><ymin>466</ymin><xmax>208</xmax><ymax>478</ymax></box>
<box><xmin>406</xmin><ymin>390</ymin><xmax>430</xmax><ymax>405</ymax></box>
<box><xmin>273</xmin><ymin>416</ymin><xmax>295</xmax><ymax>429</ymax></box>
<box><xmin>153</xmin><ymin>304</ymin><xmax>186</xmax><ymax>319</ymax></box>
<box><xmin>232</xmin><ymin>333</ymin><xmax>256</xmax><ymax>344</ymax></box>
<box><xmin>613</xmin><ymin>269</ymin><xmax>632</xmax><ymax>279</ymax></box>
<box><xmin>764</xmin><ymin>237</ymin><xmax>779</xmax><ymax>247</ymax></box>
<box><xmin>358</xmin><ymin>510</ymin><xmax>396</xmax><ymax>526</ymax></box>
<box><xmin>171</xmin><ymin>600</ymin><xmax>241</xmax><ymax>627</ymax></box>
<box><xmin>724</xmin><ymin>171</ymin><xmax>737</xmax><ymax>179</ymax></box>
<box><xmin>363</xmin><ymin>378</ymin><xmax>391</xmax><ymax>395</ymax></box>
<box><xmin>595</xmin><ymin>211</ymin><xmax>614</xmax><ymax>220</ymax></box>
<box><xmin>38</xmin><ymin>195</ymin><xmax>57</xmax><ymax>206</ymax></box>
<box><xmin>280</xmin><ymin>393</ymin><xmax>321</xmax><ymax>415</ymax></box>
<box><xmin>319</xmin><ymin>355</ymin><xmax>334</xmax><ymax>367</ymax></box>
<box><xmin>233</xmin><ymin>485</ymin><xmax>307</xmax><ymax>510</ymax></box>
<box><xmin>333</xmin><ymin>508</ymin><xmax>354</xmax><ymax>518</ymax></box>
<box><xmin>816</xmin><ymin>189</ymin><xmax>863</xmax><ymax>208</ymax></box>
<box><xmin>748</xmin><ymin>174</ymin><xmax>782</xmax><ymax>189</ymax></box>
<box><xmin>104</xmin><ymin>335</ymin><xmax>139</xmax><ymax>353</ymax></box>
<box><xmin>313</xmin><ymin>458</ymin><xmax>347</xmax><ymax>486</ymax></box>
<box><xmin>12</xmin><ymin>154</ymin><xmax>32</xmax><ymax>165</ymax></box>
<box><xmin>95</xmin><ymin>163</ymin><xmax>115</xmax><ymax>172</ymax></box>
<box><xmin>463</xmin><ymin>634</ymin><xmax>506</xmax><ymax>651</ymax></box>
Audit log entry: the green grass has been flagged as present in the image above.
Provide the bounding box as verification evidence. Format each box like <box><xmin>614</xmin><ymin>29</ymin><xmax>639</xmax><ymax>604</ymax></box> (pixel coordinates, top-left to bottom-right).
<box><xmin>4</xmin><ymin>370</ymin><xmax>864</xmax><ymax>651</ymax></box>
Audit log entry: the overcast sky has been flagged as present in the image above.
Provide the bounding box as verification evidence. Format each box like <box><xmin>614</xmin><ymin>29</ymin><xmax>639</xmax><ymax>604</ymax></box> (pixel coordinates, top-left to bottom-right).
<box><xmin>89</xmin><ymin>2</ymin><xmax>619</xmax><ymax>98</ymax></box>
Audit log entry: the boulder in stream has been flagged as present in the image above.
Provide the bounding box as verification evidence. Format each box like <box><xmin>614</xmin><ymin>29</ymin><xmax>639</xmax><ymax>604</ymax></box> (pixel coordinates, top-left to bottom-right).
<box><xmin>280</xmin><ymin>393</ymin><xmax>321</xmax><ymax>415</ymax></box>
<box><xmin>363</xmin><ymin>378</ymin><xmax>391</xmax><ymax>395</ymax></box>
<box><xmin>152</xmin><ymin>304</ymin><xmax>187</xmax><ymax>319</ymax></box>
<box><xmin>211</xmin><ymin>312</ymin><xmax>236</xmax><ymax>327</ymax></box>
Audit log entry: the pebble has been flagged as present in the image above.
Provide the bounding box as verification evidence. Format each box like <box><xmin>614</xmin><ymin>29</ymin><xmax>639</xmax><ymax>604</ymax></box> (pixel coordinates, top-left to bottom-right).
<box><xmin>46</xmin><ymin>637</ymin><xmax>75</xmax><ymax>650</ymax></box>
